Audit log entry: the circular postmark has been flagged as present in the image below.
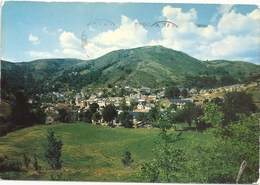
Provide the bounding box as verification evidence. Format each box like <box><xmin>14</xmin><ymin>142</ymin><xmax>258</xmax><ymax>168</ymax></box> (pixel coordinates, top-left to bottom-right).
<box><xmin>81</xmin><ymin>19</ymin><xmax>117</xmax><ymax>57</ymax></box>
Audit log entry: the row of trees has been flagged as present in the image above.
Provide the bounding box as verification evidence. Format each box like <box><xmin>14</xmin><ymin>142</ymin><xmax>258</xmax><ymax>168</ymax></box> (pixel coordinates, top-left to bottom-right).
<box><xmin>76</xmin><ymin>102</ymin><xmax>134</xmax><ymax>128</ymax></box>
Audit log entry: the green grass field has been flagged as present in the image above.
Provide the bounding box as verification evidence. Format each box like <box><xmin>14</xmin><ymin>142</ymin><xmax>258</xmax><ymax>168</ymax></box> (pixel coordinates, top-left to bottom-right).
<box><xmin>0</xmin><ymin>122</ymin><xmax>212</xmax><ymax>181</ymax></box>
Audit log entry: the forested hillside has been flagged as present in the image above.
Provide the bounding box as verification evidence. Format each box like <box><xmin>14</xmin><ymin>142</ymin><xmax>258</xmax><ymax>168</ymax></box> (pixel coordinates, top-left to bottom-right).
<box><xmin>1</xmin><ymin>46</ymin><xmax>260</xmax><ymax>96</ymax></box>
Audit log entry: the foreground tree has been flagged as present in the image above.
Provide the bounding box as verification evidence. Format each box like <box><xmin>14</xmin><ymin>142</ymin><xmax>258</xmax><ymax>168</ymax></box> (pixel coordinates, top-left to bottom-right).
<box><xmin>11</xmin><ymin>91</ymin><xmax>32</xmax><ymax>127</ymax></box>
<box><xmin>199</xmin><ymin>102</ymin><xmax>224</xmax><ymax>128</ymax></box>
<box><xmin>140</xmin><ymin>129</ymin><xmax>184</xmax><ymax>182</ymax></box>
<box><xmin>221</xmin><ymin>91</ymin><xmax>256</xmax><ymax>125</ymax></box>
<box><xmin>44</xmin><ymin>130</ymin><xmax>63</xmax><ymax>170</ymax></box>
<box><xmin>140</xmin><ymin>113</ymin><xmax>185</xmax><ymax>182</ymax></box>
<box><xmin>183</xmin><ymin>113</ymin><xmax>259</xmax><ymax>183</ymax></box>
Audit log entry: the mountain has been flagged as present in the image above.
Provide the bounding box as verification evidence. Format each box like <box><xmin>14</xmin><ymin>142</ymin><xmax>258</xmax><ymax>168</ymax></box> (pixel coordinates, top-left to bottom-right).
<box><xmin>1</xmin><ymin>45</ymin><xmax>260</xmax><ymax>95</ymax></box>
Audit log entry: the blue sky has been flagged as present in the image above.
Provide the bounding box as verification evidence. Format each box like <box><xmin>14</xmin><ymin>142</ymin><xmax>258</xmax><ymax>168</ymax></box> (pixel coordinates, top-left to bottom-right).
<box><xmin>1</xmin><ymin>1</ymin><xmax>260</xmax><ymax>64</ymax></box>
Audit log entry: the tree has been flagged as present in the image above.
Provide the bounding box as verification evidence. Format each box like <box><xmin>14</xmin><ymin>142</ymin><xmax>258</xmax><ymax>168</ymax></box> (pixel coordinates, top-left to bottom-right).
<box><xmin>182</xmin><ymin>102</ymin><xmax>202</xmax><ymax>128</ymax></box>
<box><xmin>129</xmin><ymin>99</ymin><xmax>138</xmax><ymax>111</ymax></box>
<box><xmin>89</xmin><ymin>102</ymin><xmax>99</xmax><ymax>113</ymax></box>
<box><xmin>183</xmin><ymin>113</ymin><xmax>259</xmax><ymax>183</ymax></box>
<box><xmin>33</xmin><ymin>154</ymin><xmax>41</xmax><ymax>171</ymax></box>
<box><xmin>58</xmin><ymin>108</ymin><xmax>68</xmax><ymax>123</ymax></box>
<box><xmin>141</xmin><ymin>127</ymin><xmax>185</xmax><ymax>182</ymax></box>
<box><xmin>147</xmin><ymin>106</ymin><xmax>160</xmax><ymax>124</ymax></box>
<box><xmin>92</xmin><ymin>112</ymin><xmax>102</xmax><ymax>123</ymax></box>
<box><xmin>119</xmin><ymin>98</ymin><xmax>129</xmax><ymax>111</ymax></box>
<box><xmin>221</xmin><ymin>91</ymin><xmax>256</xmax><ymax>125</ymax></box>
<box><xmin>199</xmin><ymin>102</ymin><xmax>224</xmax><ymax>128</ymax></box>
<box><xmin>83</xmin><ymin>109</ymin><xmax>93</xmax><ymax>123</ymax></box>
<box><xmin>164</xmin><ymin>86</ymin><xmax>180</xmax><ymax>99</ymax></box>
<box><xmin>102</xmin><ymin>104</ymin><xmax>117</xmax><ymax>125</ymax></box>
<box><xmin>181</xmin><ymin>88</ymin><xmax>188</xmax><ymax>98</ymax></box>
<box><xmin>11</xmin><ymin>91</ymin><xmax>32</xmax><ymax>127</ymax></box>
<box><xmin>23</xmin><ymin>153</ymin><xmax>31</xmax><ymax>169</ymax></box>
<box><xmin>44</xmin><ymin>130</ymin><xmax>63</xmax><ymax>170</ymax></box>
<box><xmin>211</xmin><ymin>97</ymin><xmax>223</xmax><ymax>106</ymax></box>
<box><xmin>117</xmin><ymin>111</ymin><xmax>133</xmax><ymax>128</ymax></box>
<box><xmin>122</xmin><ymin>148</ymin><xmax>134</xmax><ymax>166</ymax></box>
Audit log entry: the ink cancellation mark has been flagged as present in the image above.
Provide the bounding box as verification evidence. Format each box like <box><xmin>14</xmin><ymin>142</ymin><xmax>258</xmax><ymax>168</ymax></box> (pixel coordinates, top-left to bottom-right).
<box><xmin>134</xmin><ymin>21</ymin><xmax>178</xmax><ymax>28</ymax></box>
<box><xmin>81</xmin><ymin>19</ymin><xmax>116</xmax><ymax>57</ymax></box>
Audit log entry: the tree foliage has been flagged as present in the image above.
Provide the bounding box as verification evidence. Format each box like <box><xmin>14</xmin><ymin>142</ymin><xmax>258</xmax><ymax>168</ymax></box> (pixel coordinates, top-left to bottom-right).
<box><xmin>117</xmin><ymin>111</ymin><xmax>133</xmax><ymax>128</ymax></box>
<box><xmin>199</xmin><ymin>102</ymin><xmax>224</xmax><ymax>127</ymax></box>
<box><xmin>122</xmin><ymin>148</ymin><xmax>134</xmax><ymax>166</ymax></box>
<box><xmin>183</xmin><ymin>113</ymin><xmax>259</xmax><ymax>183</ymax></box>
<box><xmin>89</xmin><ymin>103</ymin><xmax>99</xmax><ymax>113</ymax></box>
<box><xmin>102</xmin><ymin>104</ymin><xmax>117</xmax><ymax>125</ymax></box>
<box><xmin>44</xmin><ymin>130</ymin><xmax>63</xmax><ymax>170</ymax></box>
<box><xmin>140</xmin><ymin>129</ymin><xmax>185</xmax><ymax>182</ymax></box>
<box><xmin>182</xmin><ymin>102</ymin><xmax>202</xmax><ymax>128</ymax></box>
<box><xmin>164</xmin><ymin>86</ymin><xmax>180</xmax><ymax>99</ymax></box>
<box><xmin>92</xmin><ymin>112</ymin><xmax>102</xmax><ymax>123</ymax></box>
<box><xmin>221</xmin><ymin>91</ymin><xmax>256</xmax><ymax>125</ymax></box>
<box><xmin>181</xmin><ymin>88</ymin><xmax>188</xmax><ymax>98</ymax></box>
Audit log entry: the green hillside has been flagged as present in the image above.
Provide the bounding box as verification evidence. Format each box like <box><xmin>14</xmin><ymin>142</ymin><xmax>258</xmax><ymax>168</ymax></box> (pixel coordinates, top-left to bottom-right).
<box><xmin>0</xmin><ymin>122</ymin><xmax>212</xmax><ymax>181</ymax></box>
<box><xmin>1</xmin><ymin>45</ymin><xmax>260</xmax><ymax>95</ymax></box>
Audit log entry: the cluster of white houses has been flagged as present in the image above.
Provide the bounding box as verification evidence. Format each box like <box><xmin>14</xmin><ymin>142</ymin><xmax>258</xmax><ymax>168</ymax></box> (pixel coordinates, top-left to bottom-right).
<box><xmin>42</xmin><ymin>84</ymin><xmax>247</xmax><ymax>125</ymax></box>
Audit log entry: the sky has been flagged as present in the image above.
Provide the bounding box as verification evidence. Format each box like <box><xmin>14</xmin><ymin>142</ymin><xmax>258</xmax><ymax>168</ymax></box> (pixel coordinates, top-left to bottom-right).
<box><xmin>1</xmin><ymin>1</ymin><xmax>260</xmax><ymax>64</ymax></box>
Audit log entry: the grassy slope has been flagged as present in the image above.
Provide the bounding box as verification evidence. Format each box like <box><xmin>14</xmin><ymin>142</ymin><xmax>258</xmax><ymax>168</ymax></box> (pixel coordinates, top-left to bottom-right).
<box><xmin>0</xmin><ymin>122</ymin><xmax>212</xmax><ymax>181</ymax></box>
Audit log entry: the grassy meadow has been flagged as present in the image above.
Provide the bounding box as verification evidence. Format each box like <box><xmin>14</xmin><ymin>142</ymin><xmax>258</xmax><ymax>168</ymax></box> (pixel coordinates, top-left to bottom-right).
<box><xmin>0</xmin><ymin>122</ymin><xmax>213</xmax><ymax>181</ymax></box>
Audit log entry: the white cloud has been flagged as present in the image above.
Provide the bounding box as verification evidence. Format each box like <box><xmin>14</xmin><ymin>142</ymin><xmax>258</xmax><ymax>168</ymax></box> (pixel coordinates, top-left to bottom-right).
<box><xmin>58</xmin><ymin>31</ymin><xmax>88</xmax><ymax>59</ymax></box>
<box><xmin>28</xmin><ymin>34</ymin><xmax>40</xmax><ymax>45</ymax></box>
<box><xmin>90</xmin><ymin>15</ymin><xmax>148</xmax><ymax>48</ymax></box>
<box><xmin>147</xmin><ymin>5</ymin><xmax>259</xmax><ymax>63</ymax></box>
<box><xmin>204</xmin><ymin>35</ymin><xmax>260</xmax><ymax>59</ymax></box>
<box><xmin>218</xmin><ymin>9</ymin><xmax>260</xmax><ymax>36</ymax></box>
<box><xmin>162</xmin><ymin>6</ymin><xmax>197</xmax><ymax>26</ymax></box>
<box><xmin>42</xmin><ymin>27</ymin><xmax>56</xmax><ymax>35</ymax></box>
<box><xmin>28</xmin><ymin>7</ymin><xmax>258</xmax><ymax>63</ymax></box>
<box><xmin>79</xmin><ymin>15</ymin><xmax>149</xmax><ymax>59</ymax></box>
<box><xmin>59</xmin><ymin>31</ymin><xmax>81</xmax><ymax>49</ymax></box>
<box><xmin>211</xmin><ymin>4</ymin><xmax>234</xmax><ymax>23</ymax></box>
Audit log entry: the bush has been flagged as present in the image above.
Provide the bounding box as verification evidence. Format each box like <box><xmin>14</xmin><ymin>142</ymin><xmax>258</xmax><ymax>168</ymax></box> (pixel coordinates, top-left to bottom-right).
<box><xmin>122</xmin><ymin>148</ymin><xmax>134</xmax><ymax>166</ymax></box>
<box><xmin>0</xmin><ymin>156</ymin><xmax>22</xmax><ymax>172</ymax></box>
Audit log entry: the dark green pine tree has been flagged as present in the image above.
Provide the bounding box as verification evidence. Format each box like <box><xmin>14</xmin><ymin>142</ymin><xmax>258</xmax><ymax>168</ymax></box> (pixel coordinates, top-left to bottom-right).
<box><xmin>44</xmin><ymin>130</ymin><xmax>63</xmax><ymax>170</ymax></box>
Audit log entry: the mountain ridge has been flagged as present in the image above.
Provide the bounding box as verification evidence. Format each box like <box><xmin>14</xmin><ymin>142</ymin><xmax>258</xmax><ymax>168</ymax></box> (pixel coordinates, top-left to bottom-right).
<box><xmin>1</xmin><ymin>45</ymin><xmax>260</xmax><ymax>95</ymax></box>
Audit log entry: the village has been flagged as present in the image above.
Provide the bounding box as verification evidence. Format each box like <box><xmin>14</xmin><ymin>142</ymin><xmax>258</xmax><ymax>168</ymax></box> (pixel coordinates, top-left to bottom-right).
<box><xmin>35</xmin><ymin>83</ymin><xmax>248</xmax><ymax>127</ymax></box>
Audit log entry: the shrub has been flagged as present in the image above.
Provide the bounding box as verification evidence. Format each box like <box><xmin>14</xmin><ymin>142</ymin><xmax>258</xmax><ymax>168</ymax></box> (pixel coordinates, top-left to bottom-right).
<box><xmin>122</xmin><ymin>148</ymin><xmax>134</xmax><ymax>166</ymax></box>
